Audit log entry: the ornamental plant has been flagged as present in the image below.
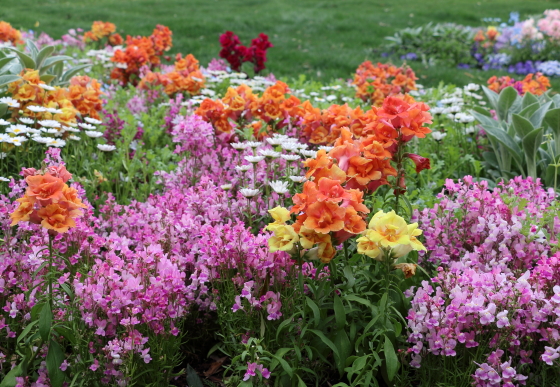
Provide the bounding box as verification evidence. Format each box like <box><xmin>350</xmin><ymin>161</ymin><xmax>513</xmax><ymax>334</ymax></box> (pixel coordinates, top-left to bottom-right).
<box><xmin>110</xmin><ymin>25</ymin><xmax>173</xmax><ymax>85</ymax></box>
<box><xmin>219</xmin><ymin>31</ymin><xmax>273</xmax><ymax>74</ymax></box>
<box><xmin>0</xmin><ymin>21</ymin><xmax>23</xmax><ymax>46</ymax></box>
<box><xmin>472</xmin><ymin>85</ymin><xmax>560</xmax><ymax>189</ymax></box>
<box><xmin>407</xmin><ymin>176</ymin><xmax>560</xmax><ymax>386</ymax></box>
<box><xmin>352</xmin><ymin>61</ymin><xmax>417</xmax><ymax>106</ymax></box>
<box><xmin>82</xmin><ymin>21</ymin><xmax>123</xmax><ymax>47</ymax></box>
<box><xmin>138</xmin><ymin>53</ymin><xmax>205</xmax><ymax>96</ymax></box>
<box><xmin>487</xmin><ymin>72</ymin><xmax>550</xmax><ymax>95</ymax></box>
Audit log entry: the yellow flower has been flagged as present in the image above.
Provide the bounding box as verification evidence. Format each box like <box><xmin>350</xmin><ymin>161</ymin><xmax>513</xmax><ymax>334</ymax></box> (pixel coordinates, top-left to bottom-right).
<box><xmin>356</xmin><ymin>232</ymin><xmax>382</xmax><ymax>260</ymax></box>
<box><xmin>268</xmin><ymin>206</ymin><xmax>291</xmax><ymax>225</ymax></box>
<box><xmin>268</xmin><ymin>224</ymin><xmax>299</xmax><ymax>252</ymax></box>
<box><xmin>366</xmin><ymin>210</ymin><xmax>410</xmax><ymax>248</ymax></box>
<box><xmin>392</xmin><ymin>222</ymin><xmax>426</xmax><ymax>257</ymax></box>
<box><xmin>299</xmin><ymin>226</ymin><xmax>330</xmax><ymax>249</ymax></box>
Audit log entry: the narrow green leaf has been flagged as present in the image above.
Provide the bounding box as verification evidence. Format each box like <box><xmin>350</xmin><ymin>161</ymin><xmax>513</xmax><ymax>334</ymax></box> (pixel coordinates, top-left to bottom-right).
<box><xmin>270</xmin><ymin>353</ymin><xmax>293</xmax><ymax>377</ymax></box>
<box><xmin>41</xmin><ymin>55</ymin><xmax>73</xmax><ymax>71</ymax></box>
<box><xmin>46</xmin><ymin>339</ymin><xmax>65</xmax><ymax>387</ymax></box>
<box><xmin>383</xmin><ymin>335</ymin><xmax>398</xmax><ymax>381</ymax></box>
<box><xmin>305</xmin><ymin>297</ymin><xmax>320</xmax><ymax>328</ymax></box>
<box><xmin>53</xmin><ymin>325</ymin><xmax>76</xmax><ymax>345</ymax></box>
<box><xmin>308</xmin><ymin>329</ymin><xmax>340</xmax><ymax>360</ymax></box>
<box><xmin>17</xmin><ymin>320</ymin><xmax>39</xmax><ymax>344</ymax></box>
<box><xmin>521</xmin><ymin>91</ymin><xmax>539</xmax><ymax>109</ymax></box>
<box><xmin>296</xmin><ymin>374</ymin><xmax>307</xmax><ymax>387</ymax></box>
<box><xmin>61</xmin><ymin>64</ymin><xmax>90</xmax><ymax>81</ymax></box>
<box><xmin>518</xmin><ymin>102</ymin><xmax>540</xmax><ymax>119</ymax></box>
<box><xmin>529</xmin><ymin>101</ymin><xmax>552</xmax><ymax>129</ymax></box>
<box><xmin>0</xmin><ymin>362</ymin><xmax>24</xmax><ymax>387</ymax></box>
<box><xmin>334</xmin><ymin>295</ymin><xmax>346</xmax><ymax>330</ymax></box>
<box><xmin>481</xmin><ymin>85</ymin><xmax>499</xmax><ymax>111</ymax></box>
<box><xmin>186</xmin><ymin>364</ymin><xmax>204</xmax><ymax>387</ymax></box>
<box><xmin>39</xmin><ymin>302</ymin><xmax>52</xmax><ymax>341</ymax></box>
<box><xmin>0</xmin><ymin>56</ymin><xmax>16</xmax><ymax>71</ymax></box>
<box><xmin>40</xmin><ymin>74</ymin><xmax>56</xmax><ymax>84</ymax></box>
<box><xmin>7</xmin><ymin>47</ymin><xmax>36</xmax><ymax>69</ymax></box>
<box><xmin>26</xmin><ymin>39</ymin><xmax>39</xmax><ymax>61</ymax></box>
<box><xmin>512</xmin><ymin>114</ymin><xmax>535</xmax><ymax>138</ymax></box>
<box><xmin>522</xmin><ymin>127</ymin><xmax>544</xmax><ymax>179</ymax></box>
<box><xmin>0</xmin><ymin>74</ymin><xmax>20</xmax><ymax>88</ymax></box>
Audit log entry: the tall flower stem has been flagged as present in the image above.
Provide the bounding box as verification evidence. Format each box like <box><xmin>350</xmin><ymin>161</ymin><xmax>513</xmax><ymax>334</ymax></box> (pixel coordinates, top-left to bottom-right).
<box><xmin>48</xmin><ymin>232</ymin><xmax>54</xmax><ymax>310</ymax></box>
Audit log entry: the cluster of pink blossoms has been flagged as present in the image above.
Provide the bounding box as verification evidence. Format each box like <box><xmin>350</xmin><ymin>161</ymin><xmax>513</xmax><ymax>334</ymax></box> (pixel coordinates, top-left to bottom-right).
<box><xmin>407</xmin><ymin>176</ymin><xmax>560</xmax><ymax>386</ymax></box>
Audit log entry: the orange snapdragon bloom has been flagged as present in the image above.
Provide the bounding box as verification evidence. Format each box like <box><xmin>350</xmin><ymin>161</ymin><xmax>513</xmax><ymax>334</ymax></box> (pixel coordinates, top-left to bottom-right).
<box><xmin>83</xmin><ymin>21</ymin><xmax>117</xmax><ymax>42</ymax></box>
<box><xmin>10</xmin><ymin>195</ymin><xmax>36</xmax><ymax>226</ymax></box>
<box><xmin>0</xmin><ymin>21</ymin><xmax>23</xmax><ymax>45</ymax></box>
<box><xmin>25</xmin><ymin>173</ymin><xmax>65</xmax><ymax>206</ymax></box>
<box><xmin>353</xmin><ymin>61</ymin><xmax>417</xmax><ymax>105</ymax></box>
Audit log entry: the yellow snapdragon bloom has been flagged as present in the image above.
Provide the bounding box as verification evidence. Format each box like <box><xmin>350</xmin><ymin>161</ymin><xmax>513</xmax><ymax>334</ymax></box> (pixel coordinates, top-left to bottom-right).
<box><xmin>268</xmin><ymin>206</ymin><xmax>291</xmax><ymax>225</ymax></box>
<box><xmin>267</xmin><ymin>224</ymin><xmax>299</xmax><ymax>252</ymax></box>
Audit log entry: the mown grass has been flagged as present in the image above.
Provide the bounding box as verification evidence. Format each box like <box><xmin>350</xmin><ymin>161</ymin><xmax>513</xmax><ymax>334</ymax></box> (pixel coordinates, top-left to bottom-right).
<box><xmin>0</xmin><ymin>0</ymin><xmax>557</xmax><ymax>87</ymax></box>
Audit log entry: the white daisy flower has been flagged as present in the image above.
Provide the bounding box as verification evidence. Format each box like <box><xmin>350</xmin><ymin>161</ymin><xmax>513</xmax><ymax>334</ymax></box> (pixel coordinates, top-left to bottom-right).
<box><xmin>231</xmin><ymin>142</ymin><xmax>251</xmax><ymax>150</ymax></box>
<box><xmin>431</xmin><ymin>107</ymin><xmax>444</xmax><ymax>115</ymax></box>
<box><xmin>46</xmin><ymin>108</ymin><xmax>63</xmax><ymax>114</ymax></box>
<box><xmin>318</xmin><ymin>146</ymin><xmax>334</xmax><ymax>152</ymax></box>
<box><xmin>465</xmin><ymin>83</ymin><xmax>480</xmax><ymax>92</ymax></box>
<box><xmin>0</xmin><ymin>176</ymin><xmax>10</xmax><ymax>182</ymax></box>
<box><xmin>266</xmin><ymin>137</ymin><xmax>284</xmax><ymax>145</ymax></box>
<box><xmin>6</xmin><ymin>125</ymin><xmax>29</xmax><ymax>135</ymax></box>
<box><xmin>0</xmin><ymin>152</ymin><xmax>7</xmax><ymax>159</ymax></box>
<box><xmin>68</xmin><ymin>135</ymin><xmax>80</xmax><ymax>141</ymax></box>
<box><xmin>431</xmin><ymin>132</ymin><xmax>447</xmax><ymax>141</ymax></box>
<box><xmin>0</xmin><ymin>97</ymin><xmax>20</xmax><ymax>108</ymax></box>
<box><xmin>46</xmin><ymin>139</ymin><xmax>66</xmax><ymax>147</ymax></box>
<box><xmin>245</xmin><ymin>141</ymin><xmax>262</xmax><ymax>148</ymax></box>
<box><xmin>63</xmin><ymin>126</ymin><xmax>80</xmax><ymax>133</ymax></box>
<box><xmin>289</xmin><ymin>176</ymin><xmax>307</xmax><ymax>183</ymax></box>
<box><xmin>8</xmin><ymin>136</ymin><xmax>28</xmax><ymax>146</ymax></box>
<box><xmin>18</xmin><ymin>117</ymin><xmax>34</xmax><ymax>125</ymax></box>
<box><xmin>0</xmin><ymin>119</ymin><xmax>10</xmax><ymax>125</ymax></box>
<box><xmin>0</xmin><ymin>133</ymin><xmax>11</xmax><ymax>142</ymax></box>
<box><xmin>455</xmin><ymin>113</ymin><xmax>475</xmax><ymax>124</ymax></box>
<box><xmin>32</xmin><ymin>136</ymin><xmax>50</xmax><ymax>144</ymax></box>
<box><xmin>220</xmin><ymin>184</ymin><xmax>232</xmax><ymax>190</ymax></box>
<box><xmin>258</xmin><ymin>149</ymin><xmax>281</xmax><ymax>158</ymax></box>
<box><xmin>85</xmin><ymin>131</ymin><xmax>104</xmax><ymax>138</ymax></box>
<box><xmin>97</xmin><ymin>144</ymin><xmax>116</xmax><ymax>152</ymax></box>
<box><xmin>39</xmin><ymin>84</ymin><xmax>55</xmax><ymax>91</ymax></box>
<box><xmin>300</xmin><ymin>149</ymin><xmax>317</xmax><ymax>158</ymax></box>
<box><xmin>281</xmin><ymin>154</ymin><xmax>301</xmax><ymax>161</ymax></box>
<box><xmin>78</xmin><ymin>122</ymin><xmax>96</xmax><ymax>130</ymax></box>
<box><xmin>26</xmin><ymin>105</ymin><xmax>47</xmax><ymax>113</ymax></box>
<box><xmin>280</xmin><ymin>142</ymin><xmax>300</xmax><ymax>152</ymax></box>
<box><xmin>244</xmin><ymin>155</ymin><xmax>266</xmax><ymax>163</ymax></box>
<box><xmin>269</xmin><ymin>180</ymin><xmax>289</xmax><ymax>194</ymax></box>
<box><xmin>84</xmin><ymin>117</ymin><xmax>102</xmax><ymax>125</ymax></box>
<box><xmin>38</xmin><ymin>120</ymin><xmax>61</xmax><ymax>128</ymax></box>
<box><xmin>240</xmin><ymin>188</ymin><xmax>260</xmax><ymax>198</ymax></box>
<box><xmin>235</xmin><ymin>165</ymin><xmax>252</xmax><ymax>172</ymax></box>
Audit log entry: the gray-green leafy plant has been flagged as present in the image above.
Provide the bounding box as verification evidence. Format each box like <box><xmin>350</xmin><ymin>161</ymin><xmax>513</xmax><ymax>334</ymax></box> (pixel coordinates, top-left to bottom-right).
<box><xmin>472</xmin><ymin>86</ymin><xmax>560</xmax><ymax>190</ymax></box>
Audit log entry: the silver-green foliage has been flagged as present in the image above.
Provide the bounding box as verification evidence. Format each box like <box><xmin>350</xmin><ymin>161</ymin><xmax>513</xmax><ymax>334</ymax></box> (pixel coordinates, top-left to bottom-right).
<box><xmin>472</xmin><ymin>86</ymin><xmax>560</xmax><ymax>189</ymax></box>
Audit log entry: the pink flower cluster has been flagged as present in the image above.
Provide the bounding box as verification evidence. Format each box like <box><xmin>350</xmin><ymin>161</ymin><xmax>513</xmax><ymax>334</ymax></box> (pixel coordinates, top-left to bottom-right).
<box><xmin>538</xmin><ymin>9</ymin><xmax>560</xmax><ymax>41</ymax></box>
<box><xmin>408</xmin><ymin>176</ymin><xmax>560</xmax><ymax>385</ymax></box>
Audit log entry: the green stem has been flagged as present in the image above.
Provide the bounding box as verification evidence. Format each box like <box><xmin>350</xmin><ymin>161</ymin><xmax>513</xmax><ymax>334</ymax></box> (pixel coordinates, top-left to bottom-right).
<box><xmin>48</xmin><ymin>233</ymin><xmax>54</xmax><ymax>310</ymax></box>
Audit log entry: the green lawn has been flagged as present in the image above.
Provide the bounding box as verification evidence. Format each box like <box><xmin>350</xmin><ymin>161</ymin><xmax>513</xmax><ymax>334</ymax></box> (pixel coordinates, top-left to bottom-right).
<box><xmin>1</xmin><ymin>0</ymin><xmax>557</xmax><ymax>87</ymax></box>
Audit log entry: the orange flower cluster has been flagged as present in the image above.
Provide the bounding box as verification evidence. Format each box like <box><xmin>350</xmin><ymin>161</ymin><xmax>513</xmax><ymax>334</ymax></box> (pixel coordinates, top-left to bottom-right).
<box><xmin>303</xmin><ymin>95</ymin><xmax>432</xmax><ymax>192</ymax></box>
<box><xmin>8</xmin><ymin>69</ymin><xmax>78</xmax><ymax>125</ymax></box>
<box><xmin>139</xmin><ymin>53</ymin><xmax>205</xmax><ymax>96</ymax></box>
<box><xmin>288</xmin><ymin>177</ymin><xmax>369</xmax><ymax>262</ymax></box>
<box><xmin>353</xmin><ymin>61</ymin><xmax>417</xmax><ymax>106</ymax></box>
<box><xmin>111</xmin><ymin>25</ymin><xmax>173</xmax><ymax>85</ymax></box>
<box><xmin>0</xmin><ymin>21</ymin><xmax>23</xmax><ymax>45</ymax></box>
<box><xmin>68</xmin><ymin>76</ymin><xmax>104</xmax><ymax>119</ymax></box>
<box><xmin>10</xmin><ymin>166</ymin><xmax>86</xmax><ymax>234</ymax></box>
<box><xmin>83</xmin><ymin>21</ymin><xmax>123</xmax><ymax>46</ymax></box>
<box><xmin>196</xmin><ymin>81</ymin><xmax>303</xmax><ymax>136</ymax></box>
<box><xmin>474</xmin><ymin>27</ymin><xmax>500</xmax><ymax>43</ymax></box>
<box><xmin>8</xmin><ymin>70</ymin><xmax>103</xmax><ymax>123</ymax></box>
<box><xmin>487</xmin><ymin>73</ymin><xmax>551</xmax><ymax>96</ymax></box>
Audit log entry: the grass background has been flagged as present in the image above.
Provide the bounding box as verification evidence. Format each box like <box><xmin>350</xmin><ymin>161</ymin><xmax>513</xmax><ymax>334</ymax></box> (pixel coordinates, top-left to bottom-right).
<box><xmin>1</xmin><ymin>0</ymin><xmax>558</xmax><ymax>87</ymax></box>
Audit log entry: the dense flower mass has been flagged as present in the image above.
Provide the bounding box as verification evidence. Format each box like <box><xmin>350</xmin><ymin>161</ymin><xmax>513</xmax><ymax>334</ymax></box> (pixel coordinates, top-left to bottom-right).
<box><xmin>139</xmin><ymin>53</ymin><xmax>205</xmax><ymax>95</ymax></box>
<box><xmin>83</xmin><ymin>21</ymin><xmax>122</xmax><ymax>45</ymax></box>
<box><xmin>353</xmin><ymin>61</ymin><xmax>417</xmax><ymax>105</ymax></box>
<box><xmin>0</xmin><ymin>21</ymin><xmax>23</xmax><ymax>45</ymax></box>
<box><xmin>219</xmin><ymin>31</ymin><xmax>273</xmax><ymax>73</ymax></box>
<box><xmin>487</xmin><ymin>72</ymin><xmax>551</xmax><ymax>95</ymax></box>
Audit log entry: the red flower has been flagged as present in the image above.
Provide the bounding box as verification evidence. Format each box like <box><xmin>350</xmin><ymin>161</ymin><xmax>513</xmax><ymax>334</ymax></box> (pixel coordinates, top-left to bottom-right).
<box><xmin>406</xmin><ymin>153</ymin><xmax>431</xmax><ymax>173</ymax></box>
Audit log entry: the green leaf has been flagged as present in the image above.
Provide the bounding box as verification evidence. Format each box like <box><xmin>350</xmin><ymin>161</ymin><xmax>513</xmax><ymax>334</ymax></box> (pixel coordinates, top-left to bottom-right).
<box><xmin>41</xmin><ymin>55</ymin><xmax>73</xmax><ymax>71</ymax></box>
<box><xmin>343</xmin><ymin>265</ymin><xmax>355</xmax><ymax>289</ymax></box>
<box><xmin>270</xmin><ymin>353</ymin><xmax>293</xmax><ymax>378</ymax></box>
<box><xmin>334</xmin><ymin>330</ymin><xmax>352</xmax><ymax>375</ymax></box>
<box><xmin>30</xmin><ymin>302</ymin><xmax>45</xmax><ymax>321</ymax></box>
<box><xmin>26</xmin><ymin>39</ymin><xmax>39</xmax><ymax>61</ymax></box>
<box><xmin>544</xmin><ymin>108</ymin><xmax>560</xmax><ymax>135</ymax></box>
<box><xmin>0</xmin><ymin>56</ymin><xmax>16</xmax><ymax>72</ymax></box>
<box><xmin>0</xmin><ymin>74</ymin><xmax>20</xmax><ymax>88</ymax></box>
<box><xmin>343</xmin><ymin>294</ymin><xmax>372</xmax><ymax>309</ymax></box>
<box><xmin>523</xmin><ymin>127</ymin><xmax>544</xmax><ymax>179</ymax></box>
<box><xmin>36</xmin><ymin>45</ymin><xmax>55</xmax><ymax>69</ymax></box>
<box><xmin>61</xmin><ymin>64</ymin><xmax>91</xmax><ymax>81</ymax></box>
<box><xmin>17</xmin><ymin>320</ymin><xmax>39</xmax><ymax>344</ymax></box>
<box><xmin>40</xmin><ymin>74</ymin><xmax>56</xmax><ymax>84</ymax></box>
<box><xmin>39</xmin><ymin>302</ymin><xmax>52</xmax><ymax>341</ymax></box>
<box><xmin>54</xmin><ymin>325</ymin><xmax>77</xmax><ymax>345</ymax></box>
<box><xmin>334</xmin><ymin>295</ymin><xmax>346</xmax><ymax>330</ymax></box>
<box><xmin>0</xmin><ymin>362</ymin><xmax>24</xmax><ymax>387</ymax></box>
<box><xmin>383</xmin><ymin>335</ymin><xmax>398</xmax><ymax>381</ymax></box>
<box><xmin>296</xmin><ymin>374</ymin><xmax>307</xmax><ymax>387</ymax></box>
<box><xmin>522</xmin><ymin>92</ymin><xmax>539</xmax><ymax>109</ymax></box>
<box><xmin>497</xmin><ymin>86</ymin><xmax>519</xmax><ymax>121</ymax></box>
<box><xmin>529</xmin><ymin>101</ymin><xmax>553</xmax><ymax>129</ymax></box>
<box><xmin>7</xmin><ymin>47</ymin><xmax>36</xmax><ymax>69</ymax></box>
<box><xmin>305</xmin><ymin>297</ymin><xmax>320</xmax><ymax>328</ymax></box>
<box><xmin>518</xmin><ymin>102</ymin><xmax>540</xmax><ymax>119</ymax></box>
<box><xmin>481</xmin><ymin>85</ymin><xmax>499</xmax><ymax>111</ymax></box>
<box><xmin>46</xmin><ymin>339</ymin><xmax>65</xmax><ymax>387</ymax></box>
<box><xmin>512</xmin><ymin>114</ymin><xmax>535</xmax><ymax>138</ymax></box>
<box><xmin>186</xmin><ymin>364</ymin><xmax>204</xmax><ymax>387</ymax></box>
<box><xmin>352</xmin><ymin>355</ymin><xmax>368</xmax><ymax>372</ymax></box>
<box><xmin>308</xmin><ymin>329</ymin><xmax>340</xmax><ymax>360</ymax></box>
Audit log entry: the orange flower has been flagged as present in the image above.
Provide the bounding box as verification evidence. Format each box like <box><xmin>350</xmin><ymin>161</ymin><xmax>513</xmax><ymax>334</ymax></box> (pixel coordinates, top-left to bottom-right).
<box><xmin>303</xmin><ymin>201</ymin><xmax>346</xmax><ymax>234</ymax></box>
<box><xmin>347</xmin><ymin>156</ymin><xmax>383</xmax><ymax>186</ymax></box>
<box><xmin>25</xmin><ymin>173</ymin><xmax>65</xmax><ymax>206</ymax></box>
<box><xmin>37</xmin><ymin>203</ymin><xmax>77</xmax><ymax>234</ymax></box>
<box><xmin>10</xmin><ymin>195</ymin><xmax>36</xmax><ymax>226</ymax></box>
<box><xmin>0</xmin><ymin>22</ymin><xmax>23</xmax><ymax>45</ymax></box>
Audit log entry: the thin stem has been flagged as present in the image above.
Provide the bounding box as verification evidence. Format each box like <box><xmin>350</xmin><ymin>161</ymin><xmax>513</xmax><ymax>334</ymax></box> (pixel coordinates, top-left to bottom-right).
<box><xmin>48</xmin><ymin>233</ymin><xmax>54</xmax><ymax>310</ymax></box>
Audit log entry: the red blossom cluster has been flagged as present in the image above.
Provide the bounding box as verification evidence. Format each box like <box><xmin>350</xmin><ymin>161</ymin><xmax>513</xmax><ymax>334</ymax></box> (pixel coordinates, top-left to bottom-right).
<box><xmin>110</xmin><ymin>25</ymin><xmax>173</xmax><ymax>86</ymax></box>
<box><xmin>219</xmin><ymin>31</ymin><xmax>273</xmax><ymax>73</ymax></box>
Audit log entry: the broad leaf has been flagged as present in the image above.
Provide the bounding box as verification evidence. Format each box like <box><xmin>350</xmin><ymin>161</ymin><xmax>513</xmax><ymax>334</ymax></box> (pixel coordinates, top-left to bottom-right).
<box><xmin>383</xmin><ymin>335</ymin><xmax>398</xmax><ymax>381</ymax></box>
<box><xmin>46</xmin><ymin>339</ymin><xmax>65</xmax><ymax>387</ymax></box>
<box><xmin>497</xmin><ymin>86</ymin><xmax>519</xmax><ymax>121</ymax></box>
<box><xmin>512</xmin><ymin>114</ymin><xmax>535</xmax><ymax>139</ymax></box>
